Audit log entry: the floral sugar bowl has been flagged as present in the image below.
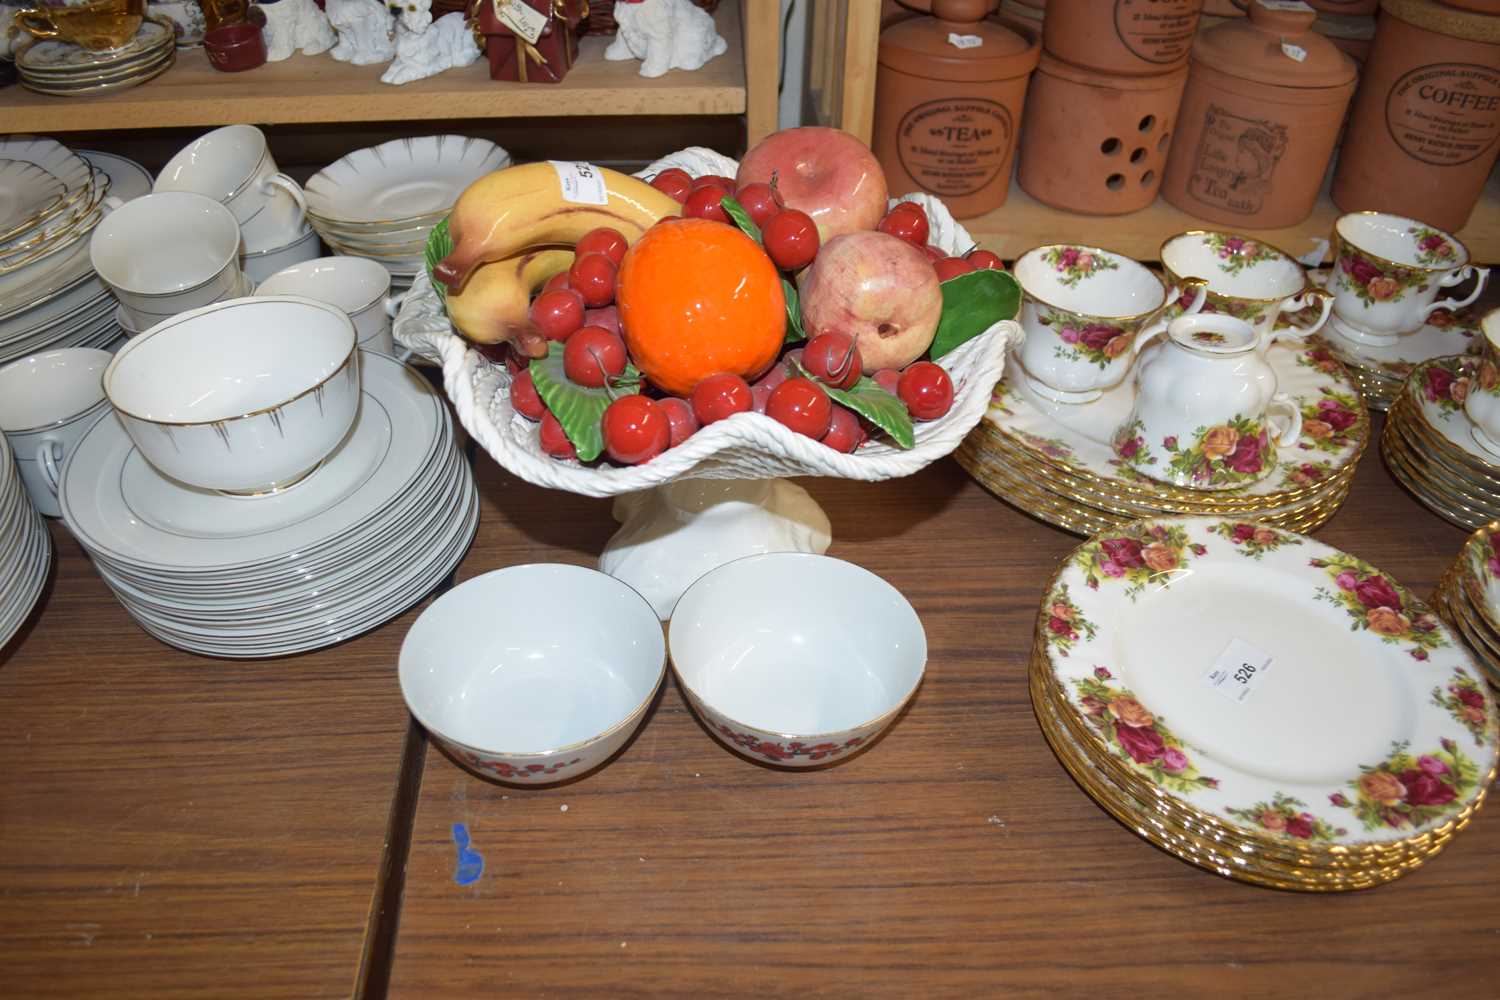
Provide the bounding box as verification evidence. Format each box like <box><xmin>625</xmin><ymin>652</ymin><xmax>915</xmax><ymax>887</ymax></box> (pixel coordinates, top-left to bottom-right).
<box><xmin>1113</xmin><ymin>313</ymin><xmax>1303</xmax><ymax>489</ymax></box>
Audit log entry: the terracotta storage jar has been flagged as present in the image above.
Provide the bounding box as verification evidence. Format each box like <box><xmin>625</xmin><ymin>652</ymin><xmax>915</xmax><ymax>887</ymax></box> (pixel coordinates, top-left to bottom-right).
<box><xmin>1202</xmin><ymin>0</ymin><xmax>1246</xmax><ymax>14</ymax></box>
<box><xmin>1017</xmin><ymin>54</ymin><xmax>1188</xmax><ymax>213</ymax></box>
<box><xmin>1313</xmin><ymin>12</ymin><xmax>1376</xmax><ymax>66</ymax></box>
<box><xmin>1435</xmin><ymin>0</ymin><xmax>1499</xmax><ymax>12</ymax></box>
<box><xmin>996</xmin><ymin>0</ymin><xmax>1044</xmax><ymax>27</ymax></box>
<box><xmin>1231</xmin><ymin>0</ymin><xmax>1378</xmax><ymax>10</ymax></box>
<box><xmin>1331</xmin><ymin>0</ymin><xmax>1500</xmax><ymax>231</ymax></box>
<box><xmin>873</xmin><ymin>0</ymin><xmax>1042</xmax><ymax>218</ymax></box>
<box><xmin>1161</xmin><ymin>1</ymin><xmax>1357</xmax><ymax>228</ymax></box>
<box><xmin>1043</xmin><ymin>0</ymin><xmax>1203</xmax><ymax>75</ymax></box>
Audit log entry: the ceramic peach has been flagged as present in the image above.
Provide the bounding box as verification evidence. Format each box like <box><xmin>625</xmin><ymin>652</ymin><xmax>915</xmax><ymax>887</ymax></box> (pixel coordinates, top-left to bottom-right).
<box><xmin>1112</xmin><ymin>313</ymin><xmax>1302</xmax><ymax>491</ymax></box>
<box><xmin>1327</xmin><ymin>212</ymin><xmax>1489</xmax><ymax>347</ymax></box>
<box><xmin>1013</xmin><ymin>243</ymin><xmax>1206</xmax><ymax>404</ymax></box>
<box><xmin>668</xmin><ymin>552</ymin><xmax>927</xmax><ymax>768</ymax></box>
<box><xmin>399</xmin><ymin>564</ymin><xmax>665</xmax><ymax>785</ymax></box>
<box><xmin>798</xmin><ymin>230</ymin><xmax>943</xmax><ymax>371</ymax></box>
<box><xmin>1160</xmin><ymin>230</ymin><xmax>1332</xmax><ymax>349</ymax></box>
<box><xmin>104</xmin><ymin>296</ymin><xmax>359</xmax><ymax>495</ymax></box>
<box><xmin>735</xmin><ymin>126</ymin><xmax>889</xmax><ymax>241</ymax></box>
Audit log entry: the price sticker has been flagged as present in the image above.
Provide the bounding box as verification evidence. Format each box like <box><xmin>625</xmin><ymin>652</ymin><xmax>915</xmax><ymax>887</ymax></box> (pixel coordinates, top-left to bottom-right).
<box><xmin>494</xmin><ymin>0</ymin><xmax>547</xmax><ymax>45</ymax></box>
<box><xmin>549</xmin><ymin>161</ymin><xmax>609</xmax><ymax>206</ymax></box>
<box><xmin>947</xmin><ymin>33</ymin><xmax>984</xmax><ymax>50</ymax></box>
<box><xmin>1203</xmin><ymin>637</ymin><xmax>1274</xmax><ymax>705</ymax></box>
<box><xmin>1281</xmin><ymin>42</ymin><xmax>1308</xmax><ymax>63</ymax></box>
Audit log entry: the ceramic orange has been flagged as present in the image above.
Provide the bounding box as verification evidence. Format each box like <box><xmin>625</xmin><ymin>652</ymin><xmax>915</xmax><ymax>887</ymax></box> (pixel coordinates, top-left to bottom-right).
<box><xmin>616</xmin><ymin>218</ymin><xmax>785</xmax><ymax>396</ymax></box>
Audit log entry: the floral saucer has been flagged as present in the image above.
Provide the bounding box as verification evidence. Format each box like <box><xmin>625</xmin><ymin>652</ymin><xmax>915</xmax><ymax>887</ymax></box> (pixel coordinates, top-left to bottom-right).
<box><xmin>1036</xmin><ymin>517</ymin><xmax>1498</xmax><ymax>852</ymax></box>
<box><xmin>1402</xmin><ymin>356</ymin><xmax>1500</xmax><ymax>471</ymax></box>
<box><xmin>980</xmin><ymin>339</ymin><xmax>1367</xmax><ymax>509</ymax></box>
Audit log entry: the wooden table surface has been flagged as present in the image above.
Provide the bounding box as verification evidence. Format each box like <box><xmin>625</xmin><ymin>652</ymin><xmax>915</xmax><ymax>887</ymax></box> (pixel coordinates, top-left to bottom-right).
<box><xmin>3</xmin><ymin>412</ymin><xmax>1497</xmax><ymax>999</ymax></box>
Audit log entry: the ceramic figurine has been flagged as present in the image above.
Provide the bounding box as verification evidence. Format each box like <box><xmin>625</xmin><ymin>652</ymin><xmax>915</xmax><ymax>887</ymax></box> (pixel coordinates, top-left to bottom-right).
<box><xmin>604</xmin><ymin>0</ymin><xmax>726</xmax><ymax>79</ymax></box>
<box><xmin>380</xmin><ymin>0</ymin><xmax>480</xmax><ymax>86</ymax></box>
<box><xmin>326</xmin><ymin>0</ymin><xmax>394</xmax><ymax>65</ymax></box>
<box><xmin>255</xmin><ymin>0</ymin><xmax>336</xmax><ymax>61</ymax></box>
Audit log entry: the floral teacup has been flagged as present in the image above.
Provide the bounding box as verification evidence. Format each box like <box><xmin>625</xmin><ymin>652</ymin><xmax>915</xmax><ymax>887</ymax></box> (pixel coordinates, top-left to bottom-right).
<box><xmin>1328</xmin><ymin>212</ymin><xmax>1489</xmax><ymax>347</ymax></box>
<box><xmin>1013</xmin><ymin>243</ymin><xmax>1207</xmax><ymax>405</ymax></box>
<box><xmin>1463</xmin><ymin>310</ymin><xmax>1500</xmax><ymax>458</ymax></box>
<box><xmin>1160</xmin><ymin>230</ymin><xmax>1332</xmax><ymax>350</ymax></box>
<box><xmin>1112</xmin><ymin>313</ymin><xmax>1302</xmax><ymax>491</ymax></box>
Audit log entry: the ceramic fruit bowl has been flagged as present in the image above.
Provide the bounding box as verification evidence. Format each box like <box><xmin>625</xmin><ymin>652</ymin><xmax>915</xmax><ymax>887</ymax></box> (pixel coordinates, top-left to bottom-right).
<box><xmin>396</xmin><ymin>146</ymin><xmax>1021</xmax><ymax>617</ymax></box>
<box><xmin>399</xmin><ymin>563</ymin><xmax>665</xmax><ymax>785</ymax></box>
<box><xmin>104</xmin><ymin>296</ymin><xmax>359</xmax><ymax>494</ymax></box>
<box><xmin>668</xmin><ymin>552</ymin><xmax>926</xmax><ymax>767</ymax></box>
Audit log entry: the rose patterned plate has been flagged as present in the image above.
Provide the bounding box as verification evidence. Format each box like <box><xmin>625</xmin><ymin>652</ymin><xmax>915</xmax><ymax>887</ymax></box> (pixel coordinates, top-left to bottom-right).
<box><xmin>1035</xmin><ymin>517</ymin><xmax>1499</xmax><ymax>853</ymax></box>
<box><xmin>1305</xmin><ymin>268</ymin><xmax>1484</xmax><ymax>383</ymax></box>
<box><xmin>978</xmin><ymin>340</ymin><xmax>1367</xmax><ymax>510</ymax></box>
<box><xmin>1030</xmin><ymin>658</ymin><xmax>1430</xmax><ymax>889</ymax></box>
<box><xmin>1403</xmin><ymin>356</ymin><xmax>1500</xmax><ymax>472</ymax></box>
<box><xmin>1456</xmin><ymin>524</ymin><xmax>1500</xmax><ymax>638</ymax></box>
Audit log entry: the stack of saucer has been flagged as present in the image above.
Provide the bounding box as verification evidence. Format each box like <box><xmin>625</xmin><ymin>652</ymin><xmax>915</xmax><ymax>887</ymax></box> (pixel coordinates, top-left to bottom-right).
<box><xmin>1382</xmin><ymin>355</ymin><xmax>1500</xmax><ymax>531</ymax></box>
<box><xmin>0</xmin><ymin>433</ymin><xmax>52</xmax><ymax>652</ymax></box>
<box><xmin>58</xmin><ymin>352</ymin><xmax>477</xmax><ymax>658</ymax></box>
<box><xmin>957</xmin><ymin>340</ymin><xmax>1367</xmax><ymax>536</ymax></box>
<box><xmin>1432</xmin><ymin>522</ymin><xmax>1500</xmax><ymax>688</ymax></box>
<box><xmin>13</xmin><ymin>17</ymin><xmax>175</xmax><ymax>97</ymax></box>
<box><xmin>0</xmin><ymin>141</ymin><xmax>149</xmax><ymax>365</ymax></box>
<box><xmin>1312</xmin><ymin>211</ymin><xmax>1490</xmax><ymax>412</ymax></box>
<box><xmin>1033</xmin><ymin>516</ymin><xmax>1498</xmax><ymax>890</ymax></box>
<box><xmin>304</xmin><ymin>137</ymin><xmax>510</xmax><ymax>292</ymax></box>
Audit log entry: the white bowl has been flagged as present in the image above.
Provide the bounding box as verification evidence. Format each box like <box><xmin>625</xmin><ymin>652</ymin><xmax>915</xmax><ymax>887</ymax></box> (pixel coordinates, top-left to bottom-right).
<box><xmin>399</xmin><ymin>564</ymin><xmax>665</xmax><ymax>784</ymax></box>
<box><xmin>103</xmin><ymin>296</ymin><xmax>359</xmax><ymax>494</ymax></box>
<box><xmin>89</xmin><ymin>191</ymin><xmax>242</xmax><ymax>320</ymax></box>
<box><xmin>668</xmin><ymin>553</ymin><xmax>927</xmax><ymax>767</ymax></box>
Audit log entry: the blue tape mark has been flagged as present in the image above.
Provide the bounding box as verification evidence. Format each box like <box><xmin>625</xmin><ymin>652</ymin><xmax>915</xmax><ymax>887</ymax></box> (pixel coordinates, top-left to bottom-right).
<box><xmin>451</xmin><ymin>822</ymin><xmax>484</xmax><ymax>886</ymax></box>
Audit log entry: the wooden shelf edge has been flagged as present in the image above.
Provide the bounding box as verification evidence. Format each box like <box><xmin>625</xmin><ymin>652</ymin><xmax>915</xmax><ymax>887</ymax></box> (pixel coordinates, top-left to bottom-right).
<box><xmin>963</xmin><ymin>164</ymin><xmax>1500</xmax><ymax>266</ymax></box>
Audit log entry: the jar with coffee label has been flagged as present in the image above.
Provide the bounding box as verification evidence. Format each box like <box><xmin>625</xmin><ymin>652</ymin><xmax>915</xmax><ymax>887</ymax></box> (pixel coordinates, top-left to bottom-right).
<box><xmin>1331</xmin><ymin>0</ymin><xmax>1500</xmax><ymax>231</ymax></box>
<box><xmin>1043</xmin><ymin>0</ymin><xmax>1203</xmax><ymax>76</ymax></box>
<box><xmin>873</xmin><ymin>0</ymin><xmax>1042</xmax><ymax>218</ymax></box>
<box><xmin>1161</xmin><ymin>0</ymin><xmax>1357</xmax><ymax>228</ymax></box>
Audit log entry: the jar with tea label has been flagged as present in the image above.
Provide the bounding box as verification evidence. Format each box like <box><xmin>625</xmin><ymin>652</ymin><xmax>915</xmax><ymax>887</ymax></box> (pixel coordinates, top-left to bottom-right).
<box><xmin>1331</xmin><ymin>0</ymin><xmax>1500</xmax><ymax>231</ymax></box>
<box><xmin>873</xmin><ymin>0</ymin><xmax>1042</xmax><ymax>218</ymax></box>
<box><xmin>1161</xmin><ymin>0</ymin><xmax>1357</xmax><ymax>228</ymax></box>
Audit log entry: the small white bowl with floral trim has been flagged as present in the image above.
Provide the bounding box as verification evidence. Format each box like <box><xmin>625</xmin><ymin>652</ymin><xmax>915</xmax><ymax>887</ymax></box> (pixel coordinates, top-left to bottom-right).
<box><xmin>668</xmin><ymin>552</ymin><xmax>927</xmax><ymax>767</ymax></box>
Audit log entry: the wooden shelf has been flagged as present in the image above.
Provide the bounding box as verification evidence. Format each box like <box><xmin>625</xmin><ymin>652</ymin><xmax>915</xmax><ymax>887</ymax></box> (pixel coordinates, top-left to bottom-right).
<box><xmin>965</xmin><ymin>164</ymin><xmax>1500</xmax><ymax>265</ymax></box>
<box><xmin>0</xmin><ymin>3</ymin><xmax>746</xmax><ymax>133</ymax></box>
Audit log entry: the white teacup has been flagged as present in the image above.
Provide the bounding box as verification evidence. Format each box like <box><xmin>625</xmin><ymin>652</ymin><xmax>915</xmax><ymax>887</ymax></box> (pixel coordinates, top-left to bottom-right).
<box><xmin>1161</xmin><ymin>230</ymin><xmax>1332</xmax><ymax>349</ymax></box>
<box><xmin>254</xmin><ymin>256</ymin><xmax>408</xmax><ymax>357</ymax></box>
<box><xmin>1328</xmin><ymin>211</ymin><xmax>1489</xmax><ymax>347</ymax></box>
<box><xmin>153</xmin><ymin>124</ymin><xmax>307</xmax><ymax>254</ymax></box>
<box><xmin>1464</xmin><ymin>309</ymin><xmax>1500</xmax><ymax>459</ymax></box>
<box><xmin>0</xmin><ymin>349</ymin><xmax>113</xmax><ymax>517</ymax></box>
<box><xmin>1014</xmin><ymin>243</ymin><xmax>1207</xmax><ymax>404</ymax></box>
<box><xmin>90</xmin><ymin>191</ymin><xmax>244</xmax><ymax>331</ymax></box>
<box><xmin>240</xmin><ymin>224</ymin><xmax>323</xmax><ymax>283</ymax></box>
<box><xmin>1113</xmin><ymin>314</ymin><xmax>1302</xmax><ymax>491</ymax></box>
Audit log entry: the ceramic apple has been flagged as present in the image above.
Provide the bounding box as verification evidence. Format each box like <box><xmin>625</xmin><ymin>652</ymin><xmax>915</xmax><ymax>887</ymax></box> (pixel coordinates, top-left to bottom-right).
<box><xmin>799</xmin><ymin>231</ymin><xmax>942</xmax><ymax>371</ymax></box>
<box><xmin>736</xmin><ymin>127</ymin><xmax>889</xmax><ymax>241</ymax></box>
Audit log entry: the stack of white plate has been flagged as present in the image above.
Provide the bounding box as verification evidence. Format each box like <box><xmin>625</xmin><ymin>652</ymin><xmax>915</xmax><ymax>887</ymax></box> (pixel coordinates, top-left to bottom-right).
<box><xmin>58</xmin><ymin>352</ymin><xmax>478</xmax><ymax>659</ymax></box>
<box><xmin>0</xmin><ymin>433</ymin><xmax>52</xmax><ymax>652</ymax></box>
<box><xmin>304</xmin><ymin>137</ymin><xmax>510</xmax><ymax>292</ymax></box>
<box><xmin>0</xmin><ymin>141</ymin><xmax>153</xmax><ymax>365</ymax></box>
<box><xmin>13</xmin><ymin>17</ymin><xmax>175</xmax><ymax>97</ymax></box>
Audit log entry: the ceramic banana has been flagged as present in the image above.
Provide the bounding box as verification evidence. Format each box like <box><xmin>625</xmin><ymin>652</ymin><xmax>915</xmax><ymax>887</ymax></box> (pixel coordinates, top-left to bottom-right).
<box><xmin>445</xmin><ymin>247</ymin><xmax>575</xmax><ymax>356</ymax></box>
<box><xmin>432</xmin><ymin>162</ymin><xmax>681</xmax><ymax>295</ymax></box>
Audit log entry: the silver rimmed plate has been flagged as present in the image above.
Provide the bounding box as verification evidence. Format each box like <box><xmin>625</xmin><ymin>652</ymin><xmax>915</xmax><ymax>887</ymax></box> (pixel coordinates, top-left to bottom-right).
<box><xmin>79</xmin><ymin>150</ymin><xmax>153</xmax><ymax>203</ymax></box>
<box><xmin>304</xmin><ymin>136</ymin><xmax>510</xmax><ymax>225</ymax></box>
<box><xmin>1037</xmin><ymin>516</ymin><xmax>1499</xmax><ymax>850</ymax></box>
<box><xmin>15</xmin><ymin>18</ymin><xmax>174</xmax><ymax>74</ymax></box>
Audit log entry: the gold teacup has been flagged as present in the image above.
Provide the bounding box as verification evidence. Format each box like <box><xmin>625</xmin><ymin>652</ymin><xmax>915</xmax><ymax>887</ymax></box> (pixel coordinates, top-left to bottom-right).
<box><xmin>15</xmin><ymin>0</ymin><xmax>146</xmax><ymax>53</ymax></box>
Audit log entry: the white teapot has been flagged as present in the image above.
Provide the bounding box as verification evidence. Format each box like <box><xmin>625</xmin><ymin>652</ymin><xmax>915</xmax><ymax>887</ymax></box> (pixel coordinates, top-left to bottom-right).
<box><xmin>1112</xmin><ymin>313</ymin><xmax>1301</xmax><ymax>491</ymax></box>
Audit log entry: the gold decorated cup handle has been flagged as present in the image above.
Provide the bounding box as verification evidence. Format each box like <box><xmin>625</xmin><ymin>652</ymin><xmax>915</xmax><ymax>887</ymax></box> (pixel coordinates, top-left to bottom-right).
<box><xmin>1278</xmin><ymin>286</ymin><xmax>1333</xmax><ymax>339</ymax></box>
<box><xmin>14</xmin><ymin>9</ymin><xmax>62</xmax><ymax>39</ymax></box>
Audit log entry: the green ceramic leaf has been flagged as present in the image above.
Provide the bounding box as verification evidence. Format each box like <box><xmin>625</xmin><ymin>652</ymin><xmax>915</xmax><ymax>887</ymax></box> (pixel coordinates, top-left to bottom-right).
<box><xmin>720</xmin><ymin>194</ymin><xmax>763</xmax><ymax>244</ymax></box>
<box><xmin>528</xmin><ymin>343</ymin><xmax>639</xmax><ymax>463</ymax></box>
<box><xmin>929</xmin><ymin>268</ymin><xmax>1020</xmax><ymax>360</ymax></box>
<box><xmin>424</xmin><ymin>217</ymin><xmax>453</xmax><ymax>304</ymax></box>
<box><xmin>825</xmin><ymin>376</ymin><xmax>915</xmax><ymax>451</ymax></box>
<box><xmin>782</xmin><ymin>277</ymin><xmax>806</xmax><ymax>344</ymax></box>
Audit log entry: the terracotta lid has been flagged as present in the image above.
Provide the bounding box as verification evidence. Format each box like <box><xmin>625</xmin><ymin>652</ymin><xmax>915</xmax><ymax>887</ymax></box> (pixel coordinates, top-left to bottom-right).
<box><xmin>1192</xmin><ymin>0</ymin><xmax>1357</xmax><ymax>88</ymax></box>
<box><xmin>1383</xmin><ymin>0</ymin><xmax>1500</xmax><ymax>41</ymax></box>
<box><xmin>1036</xmin><ymin>50</ymin><xmax>1190</xmax><ymax>90</ymax></box>
<box><xmin>880</xmin><ymin>0</ymin><xmax>1041</xmax><ymax>82</ymax></box>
